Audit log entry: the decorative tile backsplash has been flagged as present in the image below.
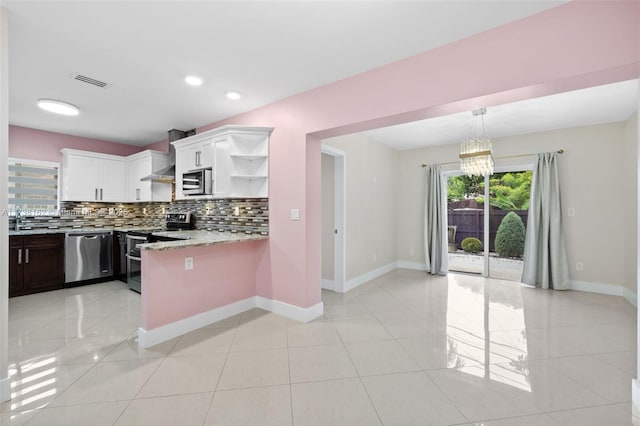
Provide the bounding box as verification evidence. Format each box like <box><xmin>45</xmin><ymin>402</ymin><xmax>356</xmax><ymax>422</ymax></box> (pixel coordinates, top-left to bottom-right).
<box><xmin>10</xmin><ymin>198</ymin><xmax>269</xmax><ymax>234</ymax></box>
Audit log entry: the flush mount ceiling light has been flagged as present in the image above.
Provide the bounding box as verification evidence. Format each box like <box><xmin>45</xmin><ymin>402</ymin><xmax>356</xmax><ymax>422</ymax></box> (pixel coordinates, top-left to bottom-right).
<box><xmin>459</xmin><ymin>108</ymin><xmax>494</xmax><ymax>176</ymax></box>
<box><xmin>37</xmin><ymin>99</ymin><xmax>79</xmax><ymax>116</ymax></box>
<box><xmin>185</xmin><ymin>75</ymin><xmax>203</xmax><ymax>86</ymax></box>
<box><xmin>226</xmin><ymin>91</ymin><xmax>241</xmax><ymax>100</ymax></box>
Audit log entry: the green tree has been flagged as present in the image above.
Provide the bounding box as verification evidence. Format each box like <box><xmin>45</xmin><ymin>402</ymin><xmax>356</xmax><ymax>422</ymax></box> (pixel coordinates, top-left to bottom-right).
<box><xmin>495</xmin><ymin>212</ymin><xmax>526</xmax><ymax>258</ymax></box>
<box><xmin>447</xmin><ymin>175</ymin><xmax>485</xmax><ymax>201</ymax></box>
<box><xmin>488</xmin><ymin>171</ymin><xmax>532</xmax><ymax>210</ymax></box>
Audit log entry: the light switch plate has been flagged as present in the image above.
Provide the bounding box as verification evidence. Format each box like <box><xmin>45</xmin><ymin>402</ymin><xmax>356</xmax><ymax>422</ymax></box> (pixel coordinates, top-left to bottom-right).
<box><xmin>291</xmin><ymin>209</ymin><xmax>300</xmax><ymax>221</ymax></box>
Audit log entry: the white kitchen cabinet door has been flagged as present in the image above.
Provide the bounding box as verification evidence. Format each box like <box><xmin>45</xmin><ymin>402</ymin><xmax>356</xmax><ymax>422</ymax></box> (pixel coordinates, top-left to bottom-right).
<box><xmin>62</xmin><ymin>154</ymin><xmax>101</xmax><ymax>201</ymax></box>
<box><xmin>99</xmin><ymin>158</ymin><xmax>126</xmax><ymax>202</ymax></box>
<box><xmin>125</xmin><ymin>151</ymin><xmax>171</xmax><ymax>202</ymax></box>
<box><xmin>61</xmin><ymin>151</ymin><xmax>126</xmax><ymax>202</ymax></box>
<box><xmin>126</xmin><ymin>156</ymin><xmax>150</xmax><ymax>202</ymax></box>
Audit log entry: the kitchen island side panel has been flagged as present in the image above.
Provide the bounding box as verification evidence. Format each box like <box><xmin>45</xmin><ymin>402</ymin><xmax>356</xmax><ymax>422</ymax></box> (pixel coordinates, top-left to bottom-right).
<box><xmin>140</xmin><ymin>240</ymin><xmax>265</xmax><ymax>330</ymax></box>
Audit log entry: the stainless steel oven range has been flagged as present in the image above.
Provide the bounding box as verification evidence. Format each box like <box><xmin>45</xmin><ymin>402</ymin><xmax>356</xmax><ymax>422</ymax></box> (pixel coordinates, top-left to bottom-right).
<box><xmin>126</xmin><ymin>212</ymin><xmax>194</xmax><ymax>293</ymax></box>
<box><xmin>125</xmin><ymin>232</ymin><xmax>147</xmax><ymax>293</ymax></box>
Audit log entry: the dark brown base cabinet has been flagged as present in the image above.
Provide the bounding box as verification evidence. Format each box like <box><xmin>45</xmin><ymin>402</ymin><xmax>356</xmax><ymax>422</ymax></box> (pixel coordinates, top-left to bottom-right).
<box><xmin>10</xmin><ymin>234</ymin><xmax>65</xmax><ymax>298</ymax></box>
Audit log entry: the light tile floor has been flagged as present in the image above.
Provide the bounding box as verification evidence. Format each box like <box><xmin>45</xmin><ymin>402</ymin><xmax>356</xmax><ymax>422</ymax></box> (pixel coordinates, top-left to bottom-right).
<box><xmin>1</xmin><ymin>270</ymin><xmax>639</xmax><ymax>425</ymax></box>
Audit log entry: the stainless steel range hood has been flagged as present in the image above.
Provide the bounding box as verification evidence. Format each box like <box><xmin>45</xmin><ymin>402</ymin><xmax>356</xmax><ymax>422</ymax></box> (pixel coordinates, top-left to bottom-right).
<box><xmin>140</xmin><ymin>163</ymin><xmax>175</xmax><ymax>183</ymax></box>
<box><xmin>140</xmin><ymin>129</ymin><xmax>193</xmax><ymax>183</ymax></box>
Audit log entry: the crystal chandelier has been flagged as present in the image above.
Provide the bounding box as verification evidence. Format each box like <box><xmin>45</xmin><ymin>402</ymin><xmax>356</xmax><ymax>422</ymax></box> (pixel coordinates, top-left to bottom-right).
<box><xmin>459</xmin><ymin>108</ymin><xmax>494</xmax><ymax>176</ymax></box>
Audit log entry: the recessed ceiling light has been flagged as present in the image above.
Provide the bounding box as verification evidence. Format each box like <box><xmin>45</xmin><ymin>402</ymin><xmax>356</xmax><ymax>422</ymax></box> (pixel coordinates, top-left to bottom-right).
<box><xmin>185</xmin><ymin>75</ymin><xmax>203</xmax><ymax>86</ymax></box>
<box><xmin>37</xmin><ymin>99</ymin><xmax>79</xmax><ymax>116</ymax></box>
<box><xmin>226</xmin><ymin>91</ymin><xmax>241</xmax><ymax>100</ymax></box>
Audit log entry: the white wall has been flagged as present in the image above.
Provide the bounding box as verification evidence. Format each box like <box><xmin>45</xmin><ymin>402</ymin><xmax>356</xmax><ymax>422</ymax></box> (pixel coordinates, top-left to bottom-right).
<box><xmin>324</xmin><ymin>133</ymin><xmax>398</xmax><ymax>281</ymax></box>
<box><xmin>623</xmin><ymin>113</ymin><xmax>638</xmax><ymax>294</ymax></box>
<box><xmin>321</xmin><ymin>154</ymin><xmax>335</xmax><ymax>280</ymax></box>
<box><xmin>397</xmin><ymin>120</ymin><xmax>632</xmax><ymax>290</ymax></box>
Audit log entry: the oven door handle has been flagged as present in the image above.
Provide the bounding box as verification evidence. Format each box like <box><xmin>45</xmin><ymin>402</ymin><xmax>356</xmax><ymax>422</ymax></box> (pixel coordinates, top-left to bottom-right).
<box><xmin>127</xmin><ymin>235</ymin><xmax>149</xmax><ymax>241</ymax></box>
<box><xmin>126</xmin><ymin>254</ymin><xmax>142</xmax><ymax>262</ymax></box>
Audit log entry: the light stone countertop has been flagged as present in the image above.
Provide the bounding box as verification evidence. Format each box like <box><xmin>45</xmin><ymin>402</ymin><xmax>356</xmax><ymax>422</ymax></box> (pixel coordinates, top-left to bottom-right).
<box><xmin>140</xmin><ymin>230</ymin><xmax>268</xmax><ymax>251</ymax></box>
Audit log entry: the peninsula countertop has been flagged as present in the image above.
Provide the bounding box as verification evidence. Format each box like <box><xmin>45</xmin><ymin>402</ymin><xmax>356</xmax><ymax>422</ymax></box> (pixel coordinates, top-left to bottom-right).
<box><xmin>140</xmin><ymin>230</ymin><xmax>268</xmax><ymax>251</ymax></box>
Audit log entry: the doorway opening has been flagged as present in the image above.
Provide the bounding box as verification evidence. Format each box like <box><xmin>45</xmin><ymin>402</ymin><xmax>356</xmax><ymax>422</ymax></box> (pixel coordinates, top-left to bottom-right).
<box><xmin>320</xmin><ymin>145</ymin><xmax>345</xmax><ymax>292</ymax></box>
<box><xmin>446</xmin><ymin>168</ymin><xmax>532</xmax><ymax>281</ymax></box>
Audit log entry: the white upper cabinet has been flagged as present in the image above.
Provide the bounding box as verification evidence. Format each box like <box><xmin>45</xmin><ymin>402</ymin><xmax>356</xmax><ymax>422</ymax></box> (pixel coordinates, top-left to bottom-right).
<box><xmin>60</xmin><ymin>149</ymin><xmax>126</xmax><ymax>202</ymax></box>
<box><xmin>227</xmin><ymin>130</ymin><xmax>270</xmax><ymax>198</ymax></box>
<box><xmin>125</xmin><ymin>150</ymin><xmax>171</xmax><ymax>202</ymax></box>
<box><xmin>172</xmin><ymin>125</ymin><xmax>272</xmax><ymax>200</ymax></box>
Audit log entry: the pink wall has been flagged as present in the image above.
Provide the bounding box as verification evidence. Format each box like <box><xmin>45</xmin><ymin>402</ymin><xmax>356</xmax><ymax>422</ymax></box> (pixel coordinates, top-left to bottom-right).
<box><xmin>188</xmin><ymin>0</ymin><xmax>639</xmax><ymax>311</ymax></box>
<box><xmin>142</xmin><ymin>138</ymin><xmax>168</xmax><ymax>152</ymax></box>
<box><xmin>9</xmin><ymin>125</ymin><xmax>140</xmax><ymax>163</ymax></box>
<box><xmin>141</xmin><ymin>240</ymin><xmax>264</xmax><ymax>330</ymax></box>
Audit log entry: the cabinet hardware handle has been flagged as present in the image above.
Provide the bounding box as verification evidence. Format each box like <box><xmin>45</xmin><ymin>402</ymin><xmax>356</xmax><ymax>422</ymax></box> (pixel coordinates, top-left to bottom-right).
<box><xmin>136</xmin><ymin>188</ymin><xmax>140</xmax><ymax>200</ymax></box>
<box><xmin>17</xmin><ymin>248</ymin><xmax>22</xmax><ymax>265</ymax></box>
<box><xmin>95</xmin><ymin>188</ymin><xmax>98</xmax><ymax>200</ymax></box>
<box><xmin>100</xmin><ymin>188</ymin><xmax>103</xmax><ymax>200</ymax></box>
<box><xmin>25</xmin><ymin>249</ymin><xmax>29</xmax><ymax>264</ymax></box>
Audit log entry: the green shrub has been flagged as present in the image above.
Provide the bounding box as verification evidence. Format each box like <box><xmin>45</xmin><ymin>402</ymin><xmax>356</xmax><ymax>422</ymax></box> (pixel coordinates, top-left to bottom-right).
<box><xmin>461</xmin><ymin>237</ymin><xmax>483</xmax><ymax>253</ymax></box>
<box><xmin>495</xmin><ymin>211</ymin><xmax>526</xmax><ymax>258</ymax></box>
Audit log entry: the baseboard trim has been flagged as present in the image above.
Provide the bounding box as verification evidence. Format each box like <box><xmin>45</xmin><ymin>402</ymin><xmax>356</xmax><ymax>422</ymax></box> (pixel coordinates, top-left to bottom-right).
<box><xmin>394</xmin><ymin>265</ymin><xmax>638</xmax><ymax>308</ymax></box>
<box><xmin>138</xmin><ymin>297</ymin><xmax>256</xmax><ymax>348</ymax></box>
<box><xmin>569</xmin><ymin>280</ymin><xmax>623</xmax><ymax>297</ymax></box>
<box><xmin>343</xmin><ymin>262</ymin><xmax>398</xmax><ymax>293</ymax></box>
<box><xmin>139</xmin><ymin>295</ymin><xmax>325</xmax><ymax>348</ymax></box>
<box><xmin>0</xmin><ymin>376</ymin><xmax>10</xmax><ymax>403</ymax></box>
<box><xmin>396</xmin><ymin>261</ymin><xmax>428</xmax><ymax>271</ymax></box>
<box><xmin>321</xmin><ymin>279</ymin><xmax>335</xmax><ymax>291</ymax></box>
<box><xmin>633</xmin><ymin>379</ymin><xmax>640</xmax><ymax>413</ymax></box>
<box><xmin>256</xmin><ymin>296</ymin><xmax>324</xmax><ymax>323</ymax></box>
<box><xmin>624</xmin><ymin>287</ymin><xmax>638</xmax><ymax>308</ymax></box>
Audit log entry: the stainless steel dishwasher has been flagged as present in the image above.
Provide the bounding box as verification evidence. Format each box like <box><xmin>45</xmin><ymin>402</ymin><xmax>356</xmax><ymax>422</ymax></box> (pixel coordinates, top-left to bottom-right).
<box><xmin>65</xmin><ymin>231</ymin><xmax>113</xmax><ymax>284</ymax></box>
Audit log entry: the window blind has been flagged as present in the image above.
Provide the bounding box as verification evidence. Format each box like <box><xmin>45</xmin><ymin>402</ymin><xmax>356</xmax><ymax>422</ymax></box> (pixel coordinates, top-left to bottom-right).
<box><xmin>8</xmin><ymin>159</ymin><xmax>59</xmax><ymax>215</ymax></box>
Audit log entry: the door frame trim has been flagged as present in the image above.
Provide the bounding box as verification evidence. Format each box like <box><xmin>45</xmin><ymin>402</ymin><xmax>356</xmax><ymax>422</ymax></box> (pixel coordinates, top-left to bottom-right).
<box><xmin>321</xmin><ymin>144</ymin><xmax>346</xmax><ymax>293</ymax></box>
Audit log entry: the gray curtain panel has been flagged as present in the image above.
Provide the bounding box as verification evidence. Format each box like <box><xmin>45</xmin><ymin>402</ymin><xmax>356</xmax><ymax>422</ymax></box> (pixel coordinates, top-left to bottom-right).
<box><xmin>522</xmin><ymin>152</ymin><xmax>570</xmax><ymax>290</ymax></box>
<box><xmin>424</xmin><ymin>164</ymin><xmax>448</xmax><ymax>275</ymax></box>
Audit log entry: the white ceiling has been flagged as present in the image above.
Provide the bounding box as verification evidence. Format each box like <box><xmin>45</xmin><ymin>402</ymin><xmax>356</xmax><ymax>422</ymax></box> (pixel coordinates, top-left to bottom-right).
<box><xmin>5</xmin><ymin>1</ymin><xmax>568</xmax><ymax>146</ymax></box>
<box><xmin>363</xmin><ymin>79</ymin><xmax>639</xmax><ymax>151</ymax></box>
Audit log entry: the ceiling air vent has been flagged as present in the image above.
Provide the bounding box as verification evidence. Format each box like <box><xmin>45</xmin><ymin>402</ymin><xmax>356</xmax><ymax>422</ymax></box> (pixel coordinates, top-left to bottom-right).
<box><xmin>71</xmin><ymin>73</ymin><xmax>110</xmax><ymax>89</ymax></box>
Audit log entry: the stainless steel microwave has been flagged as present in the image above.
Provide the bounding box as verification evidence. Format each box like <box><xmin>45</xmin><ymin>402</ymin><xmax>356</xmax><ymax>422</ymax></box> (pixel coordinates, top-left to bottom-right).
<box><xmin>182</xmin><ymin>168</ymin><xmax>212</xmax><ymax>196</ymax></box>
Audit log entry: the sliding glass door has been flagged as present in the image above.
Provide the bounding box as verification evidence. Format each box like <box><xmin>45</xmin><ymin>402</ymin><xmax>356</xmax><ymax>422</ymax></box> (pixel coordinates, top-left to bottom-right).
<box><xmin>447</xmin><ymin>168</ymin><xmax>531</xmax><ymax>281</ymax></box>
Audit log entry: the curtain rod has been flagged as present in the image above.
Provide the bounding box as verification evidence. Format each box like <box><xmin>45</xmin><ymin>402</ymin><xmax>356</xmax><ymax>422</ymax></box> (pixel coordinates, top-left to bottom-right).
<box><xmin>420</xmin><ymin>149</ymin><xmax>564</xmax><ymax>168</ymax></box>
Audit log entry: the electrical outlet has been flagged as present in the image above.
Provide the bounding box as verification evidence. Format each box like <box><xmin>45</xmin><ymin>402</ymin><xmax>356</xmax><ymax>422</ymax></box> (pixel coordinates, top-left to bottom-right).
<box><xmin>409</xmin><ymin>248</ymin><xmax>415</xmax><ymax>256</ymax></box>
<box><xmin>185</xmin><ymin>257</ymin><xmax>194</xmax><ymax>271</ymax></box>
<box><xmin>568</xmin><ymin>208</ymin><xmax>575</xmax><ymax>217</ymax></box>
<box><xmin>576</xmin><ymin>261</ymin><xmax>583</xmax><ymax>271</ymax></box>
<box><xmin>234</xmin><ymin>206</ymin><xmax>240</xmax><ymax>216</ymax></box>
<box><xmin>291</xmin><ymin>209</ymin><xmax>300</xmax><ymax>221</ymax></box>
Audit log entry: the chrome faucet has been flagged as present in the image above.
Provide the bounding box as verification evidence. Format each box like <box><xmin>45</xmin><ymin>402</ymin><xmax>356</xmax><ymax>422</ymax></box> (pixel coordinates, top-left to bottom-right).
<box><xmin>14</xmin><ymin>209</ymin><xmax>21</xmax><ymax>231</ymax></box>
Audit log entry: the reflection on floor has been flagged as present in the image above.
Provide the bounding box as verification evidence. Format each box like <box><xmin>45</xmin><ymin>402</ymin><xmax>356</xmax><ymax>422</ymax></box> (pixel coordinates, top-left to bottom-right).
<box><xmin>448</xmin><ymin>252</ymin><xmax>524</xmax><ymax>281</ymax></box>
<box><xmin>1</xmin><ymin>271</ymin><xmax>638</xmax><ymax>425</ymax></box>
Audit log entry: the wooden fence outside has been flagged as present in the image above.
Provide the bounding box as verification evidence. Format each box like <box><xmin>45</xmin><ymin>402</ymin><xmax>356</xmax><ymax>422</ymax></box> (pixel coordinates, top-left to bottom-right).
<box><xmin>447</xmin><ymin>209</ymin><xmax>528</xmax><ymax>251</ymax></box>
